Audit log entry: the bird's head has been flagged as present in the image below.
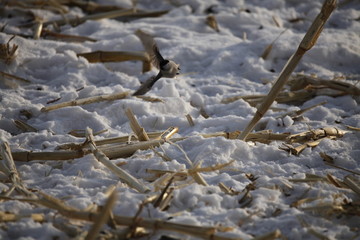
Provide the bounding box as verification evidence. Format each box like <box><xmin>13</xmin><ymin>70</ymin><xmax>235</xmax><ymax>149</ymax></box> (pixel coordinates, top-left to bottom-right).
<box><xmin>161</xmin><ymin>60</ymin><xmax>180</xmax><ymax>78</ymax></box>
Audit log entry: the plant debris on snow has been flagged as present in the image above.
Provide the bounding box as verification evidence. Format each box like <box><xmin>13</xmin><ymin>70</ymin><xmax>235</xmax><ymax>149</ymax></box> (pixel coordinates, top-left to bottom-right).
<box><xmin>0</xmin><ymin>0</ymin><xmax>360</xmax><ymax>239</ymax></box>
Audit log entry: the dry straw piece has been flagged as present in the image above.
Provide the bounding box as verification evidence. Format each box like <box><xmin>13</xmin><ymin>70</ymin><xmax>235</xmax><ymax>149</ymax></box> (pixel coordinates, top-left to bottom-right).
<box><xmin>41</xmin><ymin>91</ymin><xmax>129</xmax><ymax>112</ymax></box>
<box><xmin>0</xmin><ymin>36</ymin><xmax>18</xmax><ymax>64</ymax></box>
<box><xmin>0</xmin><ymin>71</ymin><xmax>31</xmax><ymax>84</ymax></box>
<box><xmin>43</xmin><ymin>8</ymin><xmax>136</xmax><ymax>27</ymax></box>
<box><xmin>206</xmin><ymin>15</ymin><xmax>220</xmax><ymax>32</ymax></box>
<box><xmin>13</xmin><ymin>120</ymin><xmax>38</xmax><ymax>133</ymax></box>
<box><xmin>42</xmin><ymin>30</ymin><xmax>97</xmax><ymax>42</ymax></box>
<box><xmin>0</xmin><ymin>142</ymin><xmax>35</xmax><ymax>197</ymax></box>
<box><xmin>77</xmin><ymin>51</ymin><xmax>151</xmax><ymax>72</ymax></box>
<box><xmin>0</xmin><ymin>211</ymin><xmax>44</xmax><ymax>223</ymax></box>
<box><xmin>238</xmin><ymin>0</ymin><xmax>337</xmax><ymax>140</ymax></box>
<box><xmin>0</xmin><ymin>191</ymin><xmax>237</xmax><ymax>240</ymax></box>
<box><xmin>125</xmin><ymin>108</ymin><xmax>150</xmax><ymax>141</ymax></box>
<box><xmin>84</xmin><ymin>188</ymin><xmax>117</xmax><ymax>240</ymax></box>
<box><xmin>85</xmin><ymin>127</ymin><xmax>150</xmax><ymax>193</ymax></box>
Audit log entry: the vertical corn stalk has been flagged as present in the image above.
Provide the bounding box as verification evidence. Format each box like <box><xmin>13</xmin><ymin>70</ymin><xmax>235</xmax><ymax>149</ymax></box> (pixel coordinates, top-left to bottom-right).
<box><xmin>238</xmin><ymin>0</ymin><xmax>337</xmax><ymax>140</ymax></box>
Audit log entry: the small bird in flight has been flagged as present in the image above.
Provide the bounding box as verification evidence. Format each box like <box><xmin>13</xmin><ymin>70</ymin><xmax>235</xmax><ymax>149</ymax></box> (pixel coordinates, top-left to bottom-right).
<box><xmin>133</xmin><ymin>43</ymin><xmax>180</xmax><ymax>96</ymax></box>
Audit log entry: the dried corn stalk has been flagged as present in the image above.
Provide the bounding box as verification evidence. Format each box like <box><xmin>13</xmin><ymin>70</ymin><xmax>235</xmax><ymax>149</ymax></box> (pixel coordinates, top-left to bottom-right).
<box><xmin>0</xmin><ymin>211</ymin><xmax>44</xmax><ymax>222</ymax></box>
<box><xmin>253</xmin><ymin>229</ymin><xmax>282</xmax><ymax>240</ymax></box>
<box><xmin>135</xmin><ymin>95</ymin><xmax>164</xmax><ymax>102</ymax></box>
<box><xmin>288</xmin><ymin>74</ymin><xmax>360</xmax><ymax>95</ymax></box>
<box><xmin>286</xmin><ymin>127</ymin><xmax>348</xmax><ymax>143</ymax></box>
<box><xmin>206</xmin><ymin>15</ymin><xmax>220</xmax><ymax>32</ymax></box>
<box><xmin>41</xmin><ymin>91</ymin><xmax>129</xmax><ymax>112</ymax></box>
<box><xmin>277</xmin><ymin>101</ymin><xmax>326</xmax><ymax>119</ymax></box>
<box><xmin>0</xmin><ymin>71</ymin><xmax>31</xmax><ymax>84</ymax></box>
<box><xmin>85</xmin><ymin>188</ymin><xmax>117</xmax><ymax>240</ymax></box>
<box><xmin>125</xmin><ymin>108</ymin><xmax>150</xmax><ymax>141</ymax></box>
<box><xmin>42</xmin><ymin>30</ymin><xmax>97</xmax><ymax>42</ymax></box>
<box><xmin>0</xmin><ymin>36</ymin><xmax>18</xmax><ymax>64</ymax></box>
<box><xmin>0</xmin><ymin>191</ymin><xmax>234</xmax><ymax>239</ymax></box>
<box><xmin>280</xmin><ymin>127</ymin><xmax>348</xmax><ymax>155</ymax></box>
<box><xmin>77</xmin><ymin>51</ymin><xmax>150</xmax><ymax>72</ymax></box>
<box><xmin>43</xmin><ymin>8</ymin><xmax>135</xmax><ymax>27</ymax></box>
<box><xmin>85</xmin><ymin>127</ymin><xmax>150</xmax><ymax>193</ymax></box>
<box><xmin>0</xmin><ymin>142</ymin><xmax>35</xmax><ymax>197</ymax></box>
<box><xmin>238</xmin><ymin>0</ymin><xmax>337</xmax><ymax>140</ymax></box>
<box><xmin>13</xmin><ymin>120</ymin><xmax>38</xmax><ymax>133</ymax></box>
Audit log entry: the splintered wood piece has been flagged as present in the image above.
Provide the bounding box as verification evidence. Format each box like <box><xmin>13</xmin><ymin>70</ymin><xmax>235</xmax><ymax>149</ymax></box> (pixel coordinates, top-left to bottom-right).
<box><xmin>41</xmin><ymin>91</ymin><xmax>129</xmax><ymax>112</ymax></box>
<box><xmin>125</xmin><ymin>108</ymin><xmax>150</xmax><ymax>141</ymax></box>
<box><xmin>238</xmin><ymin>0</ymin><xmax>337</xmax><ymax>140</ymax></box>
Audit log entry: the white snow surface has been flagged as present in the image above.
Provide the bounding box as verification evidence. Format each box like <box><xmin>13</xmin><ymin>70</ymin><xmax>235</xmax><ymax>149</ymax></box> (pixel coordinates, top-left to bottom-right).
<box><xmin>0</xmin><ymin>0</ymin><xmax>360</xmax><ymax>239</ymax></box>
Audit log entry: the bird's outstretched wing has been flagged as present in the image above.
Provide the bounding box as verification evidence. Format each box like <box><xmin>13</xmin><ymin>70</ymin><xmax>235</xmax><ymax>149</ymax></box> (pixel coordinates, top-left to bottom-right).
<box><xmin>151</xmin><ymin>43</ymin><xmax>168</xmax><ymax>70</ymax></box>
<box><xmin>132</xmin><ymin>72</ymin><xmax>163</xmax><ymax>96</ymax></box>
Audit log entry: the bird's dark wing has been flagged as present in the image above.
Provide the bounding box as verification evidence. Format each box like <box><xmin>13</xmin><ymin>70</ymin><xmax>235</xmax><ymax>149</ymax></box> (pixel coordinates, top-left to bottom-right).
<box><xmin>132</xmin><ymin>72</ymin><xmax>162</xmax><ymax>96</ymax></box>
<box><xmin>151</xmin><ymin>44</ymin><xmax>167</xmax><ymax>69</ymax></box>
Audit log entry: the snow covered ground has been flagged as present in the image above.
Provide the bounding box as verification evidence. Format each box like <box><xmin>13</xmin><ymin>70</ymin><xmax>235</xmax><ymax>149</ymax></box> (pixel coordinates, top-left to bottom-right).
<box><xmin>0</xmin><ymin>0</ymin><xmax>360</xmax><ymax>239</ymax></box>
